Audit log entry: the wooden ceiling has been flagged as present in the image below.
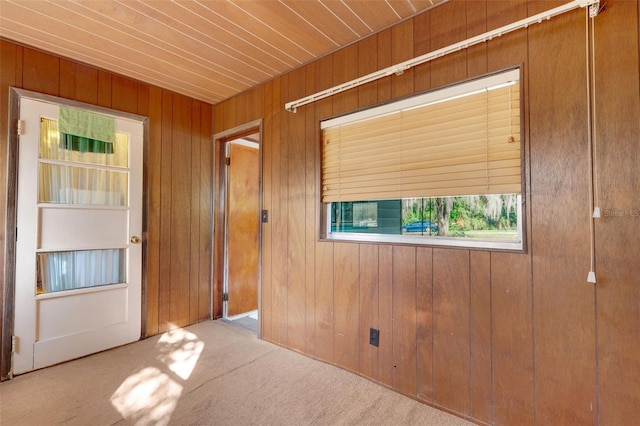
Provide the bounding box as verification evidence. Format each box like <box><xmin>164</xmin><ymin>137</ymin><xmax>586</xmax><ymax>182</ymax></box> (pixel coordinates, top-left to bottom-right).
<box><xmin>0</xmin><ymin>0</ymin><xmax>447</xmax><ymax>105</ymax></box>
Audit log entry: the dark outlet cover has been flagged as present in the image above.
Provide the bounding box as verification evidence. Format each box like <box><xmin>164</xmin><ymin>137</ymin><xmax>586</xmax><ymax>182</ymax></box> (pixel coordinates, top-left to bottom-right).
<box><xmin>369</xmin><ymin>328</ymin><xmax>379</xmax><ymax>347</ymax></box>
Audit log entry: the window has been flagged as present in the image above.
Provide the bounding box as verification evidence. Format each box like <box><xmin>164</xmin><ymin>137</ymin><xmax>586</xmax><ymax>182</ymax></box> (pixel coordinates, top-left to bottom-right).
<box><xmin>321</xmin><ymin>69</ymin><xmax>524</xmax><ymax>250</ymax></box>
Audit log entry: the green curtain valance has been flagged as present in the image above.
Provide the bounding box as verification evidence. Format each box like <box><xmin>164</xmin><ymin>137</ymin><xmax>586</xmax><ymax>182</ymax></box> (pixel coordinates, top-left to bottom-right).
<box><xmin>59</xmin><ymin>106</ymin><xmax>116</xmax><ymax>143</ymax></box>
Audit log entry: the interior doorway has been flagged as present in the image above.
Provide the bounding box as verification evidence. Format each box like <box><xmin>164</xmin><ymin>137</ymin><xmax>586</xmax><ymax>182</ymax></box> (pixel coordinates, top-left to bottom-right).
<box><xmin>213</xmin><ymin>121</ymin><xmax>262</xmax><ymax>335</ymax></box>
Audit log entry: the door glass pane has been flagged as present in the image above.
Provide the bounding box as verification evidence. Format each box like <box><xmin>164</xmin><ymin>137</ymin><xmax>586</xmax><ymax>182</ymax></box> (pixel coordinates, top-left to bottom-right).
<box><xmin>38</xmin><ymin>163</ymin><xmax>128</xmax><ymax>206</ymax></box>
<box><xmin>39</xmin><ymin>118</ymin><xmax>129</xmax><ymax>167</ymax></box>
<box><xmin>37</xmin><ymin>249</ymin><xmax>126</xmax><ymax>294</ymax></box>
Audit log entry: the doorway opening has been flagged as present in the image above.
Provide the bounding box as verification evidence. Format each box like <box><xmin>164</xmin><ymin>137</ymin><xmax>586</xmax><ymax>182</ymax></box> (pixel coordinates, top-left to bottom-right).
<box><xmin>212</xmin><ymin>121</ymin><xmax>262</xmax><ymax>336</ymax></box>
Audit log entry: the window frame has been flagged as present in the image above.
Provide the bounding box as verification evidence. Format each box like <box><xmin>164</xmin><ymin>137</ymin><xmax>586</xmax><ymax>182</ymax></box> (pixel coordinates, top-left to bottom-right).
<box><xmin>319</xmin><ymin>68</ymin><xmax>526</xmax><ymax>252</ymax></box>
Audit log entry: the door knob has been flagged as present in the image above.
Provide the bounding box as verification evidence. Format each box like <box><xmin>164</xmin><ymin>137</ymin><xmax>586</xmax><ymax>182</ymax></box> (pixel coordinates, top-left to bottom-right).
<box><xmin>130</xmin><ymin>236</ymin><xmax>141</xmax><ymax>244</ymax></box>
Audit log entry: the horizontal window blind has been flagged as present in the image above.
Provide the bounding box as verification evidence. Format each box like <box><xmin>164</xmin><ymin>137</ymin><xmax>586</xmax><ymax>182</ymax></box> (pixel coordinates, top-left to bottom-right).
<box><xmin>321</xmin><ymin>76</ymin><xmax>521</xmax><ymax>203</ymax></box>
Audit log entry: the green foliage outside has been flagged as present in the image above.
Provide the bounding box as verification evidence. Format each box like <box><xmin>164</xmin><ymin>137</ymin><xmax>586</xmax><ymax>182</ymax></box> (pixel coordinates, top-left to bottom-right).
<box><xmin>402</xmin><ymin>194</ymin><xmax>518</xmax><ymax>239</ymax></box>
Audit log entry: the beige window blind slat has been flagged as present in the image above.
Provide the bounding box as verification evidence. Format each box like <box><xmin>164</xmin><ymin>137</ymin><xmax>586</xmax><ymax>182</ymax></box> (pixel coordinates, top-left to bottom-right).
<box><xmin>322</xmin><ymin>79</ymin><xmax>521</xmax><ymax>202</ymax></box>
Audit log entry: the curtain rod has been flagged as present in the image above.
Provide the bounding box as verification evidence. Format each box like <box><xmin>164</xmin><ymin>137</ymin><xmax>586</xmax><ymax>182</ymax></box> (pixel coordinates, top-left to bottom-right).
<box><xmin>285</xmin><ymin>0</ymin><xmax>600</xmax><ymax>113</ymax></box>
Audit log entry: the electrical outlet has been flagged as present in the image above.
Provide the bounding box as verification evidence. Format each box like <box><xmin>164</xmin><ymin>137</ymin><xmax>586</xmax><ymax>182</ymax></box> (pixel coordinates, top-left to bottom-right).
<box><xmin>369</xmin><ymin>328</ymin><xmax>379</xmax><ymax>347</ymax></box>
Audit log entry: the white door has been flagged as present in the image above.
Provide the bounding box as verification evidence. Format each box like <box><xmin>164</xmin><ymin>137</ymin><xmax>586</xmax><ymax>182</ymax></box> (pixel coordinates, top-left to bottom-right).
<box><xmin>13</xmin><ymin>97</ymin><xmax>143</xmax><ymax>375</ymax></box>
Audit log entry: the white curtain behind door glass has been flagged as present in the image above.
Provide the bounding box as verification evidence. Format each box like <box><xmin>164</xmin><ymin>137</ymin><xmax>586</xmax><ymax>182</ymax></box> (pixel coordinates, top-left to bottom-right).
<box><xmin>37</xmin><ymin>250</ymin><xmax>125</xmax><ymax>294</ymax></box>
<box><xmin>37</xmin><ymin>118</ymin><xmax>128</xmax><ymax>294</ymax></box>
<box><xmin>39</xmin><ymin>118</ymin><xmax>128</xmax><ymax>205</ymax></box>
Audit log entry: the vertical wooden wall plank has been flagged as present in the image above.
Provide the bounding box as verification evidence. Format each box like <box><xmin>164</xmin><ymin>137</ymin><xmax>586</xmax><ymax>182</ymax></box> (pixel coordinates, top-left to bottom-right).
<box><xmin>74</xmin><ymin>64</ymin><xmax>98</xmax><ymax>105</ymax></box>
<box><xmin>199</xmin><ymin>102</ymin><xmax>213</xmax><ymax>321</ymax></box>
<box><xmin>333</xmin><ymin>242</ymin><xmax>360</xmax><ymax>373</ymax></box>
<box><xmin>470</xmin><ymin>251</ymin><xmax>492</xmax><ymax>424</ymax></box>
<box><xmin>212</xmin><ymin>103</ymin><xmax>225</xmax><ymax>320</ymax></box>
<box><xmin>416</xmin><ymin>247</ymin><xmax>434</xmax><ymax>403</ymax></box>
<box><xmin>286</xmin><ymin>66</ymin><xmax>307</xmax><ymax>353</ymax></box>
<box><xmin>332</xmin><ymin>44</ymin><xmax>359</xmax><ymax>115</ymax></box>
<box><xmin>430</xmin><ymin>0</ymin><xmax>467</xmax><ymax>87</ymax></box>
<box><xmin>158</xmin><ymin>90</ymin><xmax>173</xmax><ymax>333</ymax></box>
<box><xmin>391</xmin><ymin>20</ymin><xmax>414</xmax><ymax>99</ymax></box>
<box><xmin>170</xmin><ymin>94</ymin><xmax>193</xmax><ymax>328</ymax></box>
<box><xmin>433</xmin><ymin>248</ymin><xmax>471</xmax><ymax>417</ymax></box>
<box><xmin>189</xmin><ymin>100</ymin><xmax>202</xmax><ymax>324</ymax></box>
<box><xmin>314</xmin><ymin>55</ymin><xmax>334</xmax><ymax>363</ymax></box>
<box><xmin>466</xmin><ymin>0</ymin><xmax>488</xmax><ymax>77</ymax></box>
<box><xmin>271</xmin><ymin>75</ymin><xmax>288</xmax><ymax>345</ymax></box>
<box><xmin>377</xmin><ymin>245</ymin><xmax>393</xmax><ymax>388</ymax></box>
<box><xmin>260</xmin><ymin>80</ymin><xmax>274</xmax><ymax>340</ymax></box>
<box><xmin>594</xmin><ymin>1</ymin><xmax>640</xmax><ymax>423</ymax></box>
<box><xmin>529</xmin><ymin>6</ymin><xmax>597</xmax><ymax>424</ymax></box>
<box><xmin>59</xmin><ymin>59</ymin><xmax>75</xmax><ymax>100</ymax></box>
<box><xmin>491</xmin><ymin>252</ymin><xmax>533</xmax><ymax>425</ymax></box>
<box><xmin>392</xmin><ymin>245</ymin><xmax>417</xmax><ymax>397</ymax></box>
<box><xmin>145</xmin><ymin>84</ymin><xmax>163</xmax><ymax>336</ymax></box>
<box><xmin>358</xmin><ymin>36</ymin><xmax>378</xmax><ymax>107</ymax></box>
<box><xmin>377</xmin><ymin>29</ymin><xmax>392</xmax><ymax>103</ymax></box>
<box><xmin>485</xmin><ymin>3</ymin><xmax>534</xmax><ymax>424</ymax></box>
<box><xmin>22</xmin><ymin>48</ymin><xmax>59</xmax><ymax>95</ymax></box>
<box><xmin>97</xmin><ymin>70</ymin><xmax>111</xmax><ymax>108</ymax></box>
<box><xmin>315</xmin><ymin>241</ymin><xmax>334</xmax><ymax>363</ymax></box>
<box><xmin>304</xmin><ymin>64</ymin><xmax>317</xmax><ymax>356</ymax></box>
<box><xmin>359</xmin><ymin>244</ymin><xmax>379</xmax><ymax>381</ymax></box>
<box><xmin>413</xmin><ymin>12</ymin><xmax>432</xmax><ymax>93</ymax></box>
<box><xmin>111</xmin><ymin>75</ymin><xmax>137</xmax><ymax>114</ymax></box>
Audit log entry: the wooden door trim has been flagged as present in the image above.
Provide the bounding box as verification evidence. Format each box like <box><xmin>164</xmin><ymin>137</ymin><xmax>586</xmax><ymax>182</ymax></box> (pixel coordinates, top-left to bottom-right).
<box><xmin>211</xmin><ymin>120</ymin><xmax>262</xmax><ymax>333</ymax></box>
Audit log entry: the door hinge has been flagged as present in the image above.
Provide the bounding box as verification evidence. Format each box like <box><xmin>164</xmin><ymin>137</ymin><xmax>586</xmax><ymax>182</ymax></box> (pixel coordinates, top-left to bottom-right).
<box><xmin>222</xmin><ymin>292</ymin><xmax>229</xmax><ymax>302</ymax></box>
<box><xmin>17</xmin><ymin>120</ymin><xmax>25</xmax><ymax>136</ymax></box>
<box><xmin>225</xmin><ymin>157</ymin><xmax>231</xmax><ymax>166</ymax></box>
<box><xmin>11</xmin><ymin>335</ymin><xmax>18</xmax><ymax>353</ymax></box>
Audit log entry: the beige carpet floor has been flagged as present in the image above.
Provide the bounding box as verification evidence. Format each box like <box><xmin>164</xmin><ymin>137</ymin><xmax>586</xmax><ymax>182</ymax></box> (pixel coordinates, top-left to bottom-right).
<box><xmin>0</xmin><ymin>321</ymin><xmax>473</xmax><ymax>426</ymax></box>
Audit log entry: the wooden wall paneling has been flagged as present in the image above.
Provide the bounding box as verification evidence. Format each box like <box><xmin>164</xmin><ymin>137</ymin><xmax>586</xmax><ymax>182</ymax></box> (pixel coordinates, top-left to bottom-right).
<box><xmin>304</xmin><ymin>63</ymin><xmax>317</xmax><ymax>356</ymax></box>
<box><xmin>528</xmin><ymin>8</ymin><xmax>597</xmax><ymax>424</ymax></box>
<box><xmin>158</xmin><ymin>90</ymin><xmax>173</xmax><ymax>333</ymax></box>
<box><xmin>270</xmin><ymin>74</ymin><xmax>289</xmax><ymax>345</ymax></box>
<box><xmin>357</xmin><ymin>36</ymin><xmax>378</xmax><ymax>107</ymax></box>
<box><xmin>143</xmin><ymin>84</ymin><xmax>163</xmax><ymax>336</ymax></box>
<box><xmin>391</xmin><ymin>20</ymin><xmax>415</xmax><ymax>99</ymax></box>
<box><xmin>59</xmin><ymin>59</ymin><xmax>75</xmax><ymax>100</ymax></box>
<box><xmin>286</xmin><ymin>66</ymin><xmax>307</xmax><ymax>353</ymax></box>
<box><xmin>429</xmin><ymin>0</ymin><xmax>467</xmax><ymax>88</ymax></box>
<box><xmin>391</xmin><ymin>246</ymin><xmax>417</xmax><ymax>397</ymax></box>
<box><xmin>594</xmin><ymin>1</ymin><xmax>640</xmax><ymax>423</ymax></box>
<box><xmin>377</xmin><ymin>245</ymin><xmax>394</xmax><ymax>388</ymax></box>
<box><xmin>198</xmin><ymin>102</ymin><xmax>213</xmax><ymax>321</ymax></box>
<box><xmin>314</xmin><ymin>241</ymin><xmax>334</xmax><ymax>364</ymax></box>
<box><xmin>189</xmin><ymin>100</ymin><xmax>202</xmax><ymax>324</ymax></box>
<box><xmin>491</xmin><ymin>252</ymin><xmax>534</xmax><ymax>425</ymax></box>
<box><xmin>74</xmin><ymin>64</ymin><xmax>98</xmax><ymax>105</ymax></box>
<box><xmin>170</xmin><ymin>94</ymin><xmax>193</xmax><ymax>328</ymax></box>
<box><xmin>22</xmin><ymin>48</ymin><xmax>59</xmax><ymax>95</ymax></box>
<box><xmin>111</xmin><ymin>75</ymin><xmax>138</xmax><ymax>114</ymax></box>
<box><xmin>359</xmin><ymin>244</ymin><xmax>379</xmax><ymax>380</ymax></box>
<box><xmin>333</xmin><ymin>242</ymin><xmax>360</xmax><ymax>373</ymax></box>
<box><xmin>136</xmin><ymin>83</ymin><xmax>151</xmax><ymax>336</ymax></box>
<box><xmin>469</xmin><ymin>251</ymin><xmax>492</xmax><ymax>425</ymax></box>
<box><xmin>466</xmin><ymin>0</ymin><xmax>488</xmax><ymax>77</ymax></box>
<box><xmin>413</xmin><ymin>12</ymin><xmax>432</xmax><ymax>93</ymax></box>
<box><xmin>313</xmin><ymin>55</ymin><xmax>334</xmax><ymax>363</ymax></box>
<box><xmin>97</xmin><ymin>70</ymin><xmax>111</xmax><ymax>108</ymax></box>
<box><xmin>416</xmin><ymin>247</ymin><xmax>434</xmax><ymax>403</ymax></box>
<box><xmin>432</xmin><ymin>248</ymin><xmax>471</xmax><ymax>418</ymax></box>
<box><xmin>260</xmin><ymin>80</ymin><xmax>274</xmax><ymax>340</ymax></box>
<box><xmin>484</xmin><ymin>3</ymin><xmax>534</xmax><ymax>425</ymax></box>
<box><xmin>212</xmin><ymin>103</ymin><xmax>225</xmax><ymax>319</ymax></box>
<box><xmin>332</xmin><ymin>44</ymin><xmax>359</xmax><ymax>116</ymax></box>
<box><xmin>377</xmin><ymin>29</ymin><xmax>393</xmax><ymax>103</ymax></box>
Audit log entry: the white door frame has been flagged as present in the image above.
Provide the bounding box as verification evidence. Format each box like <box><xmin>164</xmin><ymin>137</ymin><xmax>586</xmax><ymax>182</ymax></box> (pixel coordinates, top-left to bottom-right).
<box><xmin>1</xmin><ymin>88</ymin><xmax>149</xmax><ymax>379</ymax></box>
